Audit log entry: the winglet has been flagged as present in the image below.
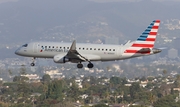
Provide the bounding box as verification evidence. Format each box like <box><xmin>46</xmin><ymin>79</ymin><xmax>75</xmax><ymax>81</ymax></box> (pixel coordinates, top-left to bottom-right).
<box><xmin>70</xmin><ymin>40</ymin><xmax>76</xmax><ymax>51</ymax></box>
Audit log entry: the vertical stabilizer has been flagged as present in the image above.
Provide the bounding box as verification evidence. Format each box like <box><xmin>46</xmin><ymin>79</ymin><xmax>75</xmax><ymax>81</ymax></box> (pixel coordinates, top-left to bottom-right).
<box><xmin>124</xmin><ymin>20</ymin><xmax>160</xmax><ymax>54</ymax></box>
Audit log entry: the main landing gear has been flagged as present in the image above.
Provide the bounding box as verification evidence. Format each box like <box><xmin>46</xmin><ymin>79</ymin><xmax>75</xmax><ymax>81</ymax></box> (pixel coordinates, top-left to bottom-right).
<box><xmin>77</xmin><ymin>63</ymin><xmax>83</xmax><ymax>68</ymax></box>
<box><xmin>87</xmin><ymin>63</ymin><xmax>93</xmax><ymax>68</ymax></box>
<box><xmin>77</xmin><ymin>62</ymin><xmax>94</xmax><ymax>69</ymax></box>
<box><xmin>31</xmin><ymin>57</ymin><xmax>36</xmax><ymax>66</ymax></box>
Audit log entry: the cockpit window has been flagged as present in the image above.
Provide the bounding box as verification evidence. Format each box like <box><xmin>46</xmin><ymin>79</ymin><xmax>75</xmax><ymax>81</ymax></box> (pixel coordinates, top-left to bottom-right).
<box><xmin>22</xmin><ymin>44</ymin><xmax>28</xmax><ymax>47</ymax></box>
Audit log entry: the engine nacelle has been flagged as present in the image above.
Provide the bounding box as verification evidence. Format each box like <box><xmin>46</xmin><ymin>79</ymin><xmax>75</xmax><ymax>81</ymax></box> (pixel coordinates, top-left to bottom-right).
<box><xmin>53</xmin><ymin>55</ymin><xmax>69</xmax><ymax>63</ymax></box>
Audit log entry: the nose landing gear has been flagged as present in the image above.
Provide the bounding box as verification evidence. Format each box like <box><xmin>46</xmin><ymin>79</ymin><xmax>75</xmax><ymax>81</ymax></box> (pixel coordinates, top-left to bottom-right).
<box><xmin>31</xmin><ymin>57</ymin><xmax>36</xmax><ymax>66</ymax></box>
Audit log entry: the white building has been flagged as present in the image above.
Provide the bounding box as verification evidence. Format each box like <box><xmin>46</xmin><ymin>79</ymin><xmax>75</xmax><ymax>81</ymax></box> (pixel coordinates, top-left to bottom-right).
<box><xmin>45</xmin><ymin>69</ymin><xmax>64</xmax><ymax>79</ymax></box>
<box><xmin>21</xmin><ymin>74</ymin><xmax>40</xmax><ymax>82</ymax></box>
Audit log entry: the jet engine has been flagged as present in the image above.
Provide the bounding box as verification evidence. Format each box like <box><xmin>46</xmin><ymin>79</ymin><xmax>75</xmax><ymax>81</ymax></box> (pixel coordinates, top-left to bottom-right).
<box><xmin>53</xmin><ymin>55</ymin><xmax>69</xmax><ymax>63</ymax></box>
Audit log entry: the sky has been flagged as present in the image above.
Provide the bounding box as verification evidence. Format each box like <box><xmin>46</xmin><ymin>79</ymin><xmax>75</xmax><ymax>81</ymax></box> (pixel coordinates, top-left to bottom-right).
<box><xmin>88</xmin><ymin>0</ymin><xmax>180</xmax><ymax>2</ymax></box>
<box><xmin>1</xmin><ymin>0</ymin><xmax>180</xmax><ymax>4</ymax></box>
<box><xmin>0</xmin><ymin>0</ymin><xmax>179</xmax><ymax>59</ymax></box>
<box><xmin>0</xmin><ymin>0</ymin><xmax>18</xmax><ymax>4</ymax></box>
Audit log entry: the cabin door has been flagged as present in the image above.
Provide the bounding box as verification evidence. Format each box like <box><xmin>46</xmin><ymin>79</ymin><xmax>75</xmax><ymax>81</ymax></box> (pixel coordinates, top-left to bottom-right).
<box><xmin>33</xmin><ymin>43</ymin><xmax>39</xmax><ymax>53</ymax></box>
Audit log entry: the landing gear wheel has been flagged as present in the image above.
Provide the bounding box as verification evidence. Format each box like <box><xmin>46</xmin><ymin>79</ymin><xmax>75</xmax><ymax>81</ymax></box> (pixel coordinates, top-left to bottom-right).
<box><xmin>31</xmin><ymin>57</ymin><xmax>36</xmax><ymax>66</ymax></box>
<box><xmin>31</xmin><ymin>63</ymin><xmax>35</xmax><ymax>66</ymax></box>
<box><xmin>77</xmin><ymin>63</ymin><xmax>83</xmax><ymax>68</ymax></box>
<box><xmin>87</xmin><ymin>63</ymin><xmax>94</xmax><ymax>68</ymax></box>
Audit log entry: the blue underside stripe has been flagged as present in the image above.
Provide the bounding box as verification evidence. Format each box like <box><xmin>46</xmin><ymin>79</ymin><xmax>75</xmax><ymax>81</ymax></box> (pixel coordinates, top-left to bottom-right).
<box><xmin>143</xmin><ymin>31</ymin><xmax>150</xmax><ymax>33</ymax></box>
<box><xmin>141</xmin><ymin>34</ymin><xmax>149</xmax><ymax>36</ymax></box>
<box><xmin>148</xmin><ymin>25</ymin><xmax>153</xmax><ymax>28</ymax></box>
<box><xmin>142</xmin><ymin>32</ymin><xmax>149</xmax><ymax>35</ymax></box>
<box><xmin>137</xmin><ymin>38</ymin><xmax>146</xmax><ymax>41</ymax></box>
<box><xmin>150</xmin><ymin>23</ymin><xmax>154</xmax><ymax>26</ymax></box>
<box><xmin>136</xmin><ymin>21</ymin><xmax>156</xmax><ymax>41</ymax></box>
<box><xmin>137</xmin><ymin>37</ymin><xmax>146</xmax><ymax>41</ymax></box>
<box><xmin>140</xmin><ymin>35</ymin><xmax>148</xmax><ymax>38</ymax></box>
<box><xmin>145</xmin><ymin>29</ymin><xmax>151</xmax><ymax>32</ymax></box>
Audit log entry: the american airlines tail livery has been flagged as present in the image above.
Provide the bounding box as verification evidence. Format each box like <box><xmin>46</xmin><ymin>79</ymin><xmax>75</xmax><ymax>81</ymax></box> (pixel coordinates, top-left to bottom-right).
<box><xmin>15</xmin><ymin>20</ymin><xmax>161</xmax><ymax>68</ymax></box>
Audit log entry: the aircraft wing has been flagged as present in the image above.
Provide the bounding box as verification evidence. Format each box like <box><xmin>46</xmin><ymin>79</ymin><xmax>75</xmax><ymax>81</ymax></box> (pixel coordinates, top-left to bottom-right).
<box><xmin>65</xmin><ymin>40</ymin><xmax>100</xmax><ymax>62</ymax></box>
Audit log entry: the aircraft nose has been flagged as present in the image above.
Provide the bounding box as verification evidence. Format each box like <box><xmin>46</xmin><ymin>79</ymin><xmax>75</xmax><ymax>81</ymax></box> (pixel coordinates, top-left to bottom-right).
<box><xmin>15</xmin><ymin>50</ymin><xmax>19</xmax><ymax>55</ymax></box>
<box><xmin>15</xmin><ymin>48</ymin><xmax>22</xmax><ymax>55</ymax></box>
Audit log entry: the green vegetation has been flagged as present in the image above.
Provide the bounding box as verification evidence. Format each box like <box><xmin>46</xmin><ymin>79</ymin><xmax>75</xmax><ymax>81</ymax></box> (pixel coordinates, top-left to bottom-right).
<box><xmin>0</xmin><ymin>74</ymin><xmax>180</xmax><ymax>107</ymax></box>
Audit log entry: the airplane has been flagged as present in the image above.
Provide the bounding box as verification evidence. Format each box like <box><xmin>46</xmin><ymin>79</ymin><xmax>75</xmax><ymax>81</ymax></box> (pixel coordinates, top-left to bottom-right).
<box><xmin>15</xmin><ymin>20</ymin><xmax>161</xmax><ymax>68</ymax></box>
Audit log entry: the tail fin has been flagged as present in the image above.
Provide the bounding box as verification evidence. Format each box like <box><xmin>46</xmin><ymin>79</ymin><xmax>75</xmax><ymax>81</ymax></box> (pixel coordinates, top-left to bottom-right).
<box><xmin>124</xmin><ymin>20</ymin><xmax>160</xmax><ymax>54</ymax></box>
<box><xmin>135</xmin><ymin>20</ymin><xmax>160</xmax><ymax>48</ymax></box>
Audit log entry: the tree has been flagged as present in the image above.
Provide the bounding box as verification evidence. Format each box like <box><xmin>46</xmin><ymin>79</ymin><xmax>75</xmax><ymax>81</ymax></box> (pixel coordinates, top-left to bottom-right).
<box><xmin>149</xmin><ymin>93</ymin><xmax>156</xmax><ymax>104</ymax></box>
<box><xmin>153</xmin><ymin>95</ymin><xmax>180</xmax><ymax>107</ymax></box>
<box><xmin>162</xmin><ymin>69</ymin><xmax>167</xmax><ymax>77</ymax></box>
<box><xmin>42</xmin><ymin>74</ymin><xmax>51</xmax><ymax>83</ymax></box>
<box><xmin>46</xmin><ymin>80</ymin><xmax>65</xmax><ymax>101</ymax></box>
<box><xmin>17</xmin><ymin>82</ymin><xmax>31</xmax><ymax>97</ymax></box>
<box><xmin>43</xmin><ymin>83</ymin><xmax>48</xmax><ymax>99</ymax></box>
<box><xmin>8</xmin><ymin>69</ymin><xmax>12</xmax><ymax>76</ymax></box>
<box><xmin>140</xmin><ymin>76</ymin><xmax>146</xmax><ymax>81</ymax></box>
<box><xmin>129</xmin><ymin>82</ymin><xmax>141</xmax><ymax>99</ymax></box>
<box><xmin>13</xmin><ymin>76</ymin><xmax>29</xmax><ymax>82</ymax></box>
<box><xmin>174</xmin><ymin>74</ymin><xmax>180</xmax><ymax>87</ymax></box>
<box><xmin>20</xmin><ymin>65</ymin><xmax>26</xmax><ymax>75</ymax></box>
<box><xmin>67</xmin><ymin>81</ymin><xmax>80</xmax><ymax>101</ymax></box>
<box><xmin>110</xmin><ymin>77</ymin><xmax>127</xmax><ymax>87</ymax></box>
<box><xmin>93</xmin><ymin>103</ymin><xmax>109</xmax><ymax>107</ymax></box>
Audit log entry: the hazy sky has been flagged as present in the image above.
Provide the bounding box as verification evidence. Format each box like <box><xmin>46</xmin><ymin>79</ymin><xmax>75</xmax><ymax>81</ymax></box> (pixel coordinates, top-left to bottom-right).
<box><xmin>0</xmin><ymin>0</ymin><xmax>18</xmax><ymax>4</ymax></box>
<box><xmin>1</xmin><ymin>0</ymin><xmax>180</xmax><ymax>4</ymax></box>
<box><xmin>88</xmin><ymin>0</ymin><xmax>180</xmax><ymax>2</ymax></box>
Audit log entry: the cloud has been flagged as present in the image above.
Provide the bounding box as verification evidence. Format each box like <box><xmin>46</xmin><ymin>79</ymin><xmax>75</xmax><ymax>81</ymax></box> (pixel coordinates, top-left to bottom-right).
<box><xmin>0</xmin><ymin>0</ymin><xmax>18</xmax><ymax>4</ymax></box>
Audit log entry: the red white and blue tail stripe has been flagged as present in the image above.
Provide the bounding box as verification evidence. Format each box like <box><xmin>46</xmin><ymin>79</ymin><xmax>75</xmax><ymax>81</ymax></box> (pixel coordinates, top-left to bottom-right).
<box><xmin>124</xmin><ymin>20</ymin><xmax>160</xmax><ymax>54</ymax></box>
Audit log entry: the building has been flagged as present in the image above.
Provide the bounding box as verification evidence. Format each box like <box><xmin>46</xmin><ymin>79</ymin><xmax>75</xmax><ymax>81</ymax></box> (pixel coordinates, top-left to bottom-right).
<box><xmin>45</xmin><ymin>69</ymin><xmax>64</xmax><ymax>79</ymax></box>
<box><xmin>21</xmin><ymin>74</ymin><xmax>40</xmax><ymax>82</ymax></box>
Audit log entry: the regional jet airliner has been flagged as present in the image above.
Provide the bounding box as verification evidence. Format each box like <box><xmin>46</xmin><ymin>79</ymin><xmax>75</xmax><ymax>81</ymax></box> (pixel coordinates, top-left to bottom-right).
<box><xmin>15</xmin><ymin>20</ymin><xmax>161</xmax><ymax>68</ymax></box>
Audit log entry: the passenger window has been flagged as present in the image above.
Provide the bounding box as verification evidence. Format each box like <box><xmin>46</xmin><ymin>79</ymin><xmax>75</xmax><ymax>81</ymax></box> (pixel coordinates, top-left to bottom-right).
<box><xmin>94</xmin><ymin>48</ymin><xmax>96</xmax><ymax>50</ymax></box>
<box><xmin>52</xmin><ymin>46</ymin><xmax>54</xmax><ymax>48</ymax></box>
<box><xmin>86</xmin><ymin>48</ymin><xmax>88</xmax><ymax>50</ymax></box>
<box><xmin>102</xmin><ymin>49</ymin><xmax>104</xmax><ymax>51</ymax></box>
<box><xmin>67</xmin><ymin>47</ymin><xmax>69</xmax><ymax>49</ymax></box>
<box><xmin>83</xmin><ymin>48</ymin><xmax>85</xmax><ymax>50</ymax></box>
<box><xmin>45</xmin><ymin>46</ymin><xmax>47</xmax><ymax>48</ymax></box>
<box><xmin>113</xmin><ymin>49</ymin><xmax>115</xmax><ymax>51</ymax></box>
<box><xmin>109</xmin><ymin>49</ymin><xmax>111</xmax><ymax>51</ymax></box>
<box><xmin>56</xmin><ymin>46</ymin><xmax>58</xmax><ymax>48</ymax></box>
<box><xmin>98</xmin><ymin>49</ymin><xmax>100</xmax><ymax>51</ymax></box>
<box><xmin>49</xmin><ymin>46</ymin><xmax>51</xmax><ymax>48</ymax></box>
<box><xmin>106</xmin><ymin>49</ymin><xmax>108</xmax><ymax>51</ymax></box>
<box><xmin>79</xmin><ymin>48</ymin><xmax>81</xmax><ymax>50</ymax></box>
<box><xmin>60</xmin><ymin>47</ymin><xmax>62</xmax><ymax>49</ymax></box>
<box><xmin>90</xmin><ymin>48</ymin><xmax>92</xmax><ymax>50</ymax></box>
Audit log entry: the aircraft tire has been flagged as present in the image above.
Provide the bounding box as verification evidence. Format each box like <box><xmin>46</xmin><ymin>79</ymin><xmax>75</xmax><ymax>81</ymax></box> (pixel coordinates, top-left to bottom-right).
<box><xmin>31</xmin><ymin>63</ymin><xmax>35</xmax><ymax>66</ymax></box>
<box><xmin>77</xmin><ymin>63</ymin><xmax>83</xmax><ymax>68</ymax></box>
<box><xmin>87</xmin><ymin>63</ymin><xmax>93</xmax><ymax>68</ymax></box>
